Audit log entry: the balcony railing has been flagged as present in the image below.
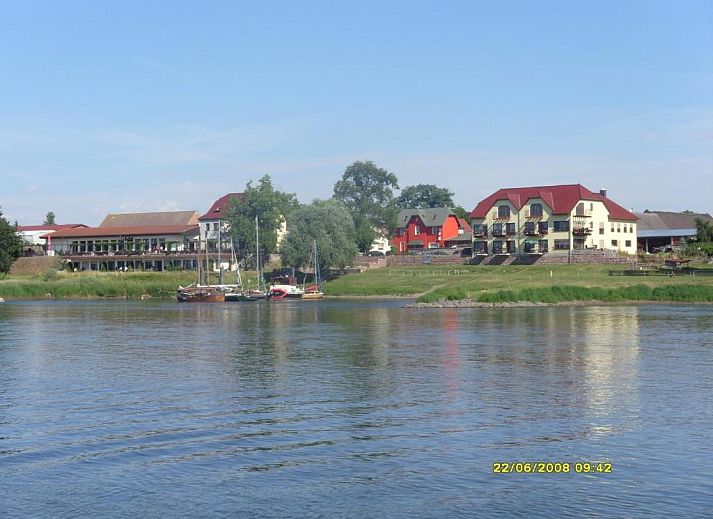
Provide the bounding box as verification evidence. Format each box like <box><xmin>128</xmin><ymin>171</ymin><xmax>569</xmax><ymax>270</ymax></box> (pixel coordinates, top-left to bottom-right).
<box><xmin>572</xmin><ymin>227</ymin><xmax>592</xmax><ymax>236</ymax></box>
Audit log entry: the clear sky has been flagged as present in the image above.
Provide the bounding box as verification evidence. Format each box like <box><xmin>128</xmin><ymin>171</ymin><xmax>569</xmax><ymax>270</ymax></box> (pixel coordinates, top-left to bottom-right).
<box><xmin>1</xmin><ymin>1</ymin><xmax>711</xmax><ymax>225</ymax></box>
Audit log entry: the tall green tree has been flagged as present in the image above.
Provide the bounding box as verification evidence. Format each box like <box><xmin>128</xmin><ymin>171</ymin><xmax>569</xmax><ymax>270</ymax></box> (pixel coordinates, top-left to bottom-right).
<box><xmin>43</xmin><ymin>211</ymin><xmax>56</xmax><ymax>225</ymax></box>
<box><xmin>226</xmin><ymin>175</ymin><xmax>299</xmax><ymax>256</ymax></box>
<box><xmin>0</xmin><ymin>208</ymin><xmax>23</xmax><ymax>273</ymax></box>
<box><xmin>695</xmin><ymin>217</ymin><xmax>713</xmax><ymax>242</ymax></box>
<box><xmin>396</xmin><ymin>184</ymin><xmax>454</xmax><ymax>209</ymax></box>
<box><xmin>452</xmin><ymin>206</ymin><xmax>472</xmax><ymax>225</ymax></box>
<box><xmin>281</xmin><ymin>199</ymin><xmax>357</xmax><ymax>272</ymax></box>
<box><xmin>333</xmin><ymin>161</ymin><xmax>399</xmax><ymax>252</ymax></box>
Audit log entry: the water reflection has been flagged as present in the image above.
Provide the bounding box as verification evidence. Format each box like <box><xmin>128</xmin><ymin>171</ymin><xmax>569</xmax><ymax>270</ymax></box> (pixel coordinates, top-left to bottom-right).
<box><xmin>0</xmin><ymin>301</ymin><xmax>710</xmax><ymax>518</ymax></box>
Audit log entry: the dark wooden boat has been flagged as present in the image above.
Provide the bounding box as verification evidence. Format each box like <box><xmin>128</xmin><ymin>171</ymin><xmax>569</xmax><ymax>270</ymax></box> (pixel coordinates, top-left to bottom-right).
<box><xmin>177</xmin><ymin>285</ymin><xmax>226</xmax><ymax>303</ymax></box>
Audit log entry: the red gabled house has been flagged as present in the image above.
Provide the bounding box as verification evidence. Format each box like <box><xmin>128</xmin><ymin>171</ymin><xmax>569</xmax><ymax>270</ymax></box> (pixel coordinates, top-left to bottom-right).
<box><xmin>392</xmin><ymin>208</ymin><xmax>461</xmax><ymax>253</ymax></box>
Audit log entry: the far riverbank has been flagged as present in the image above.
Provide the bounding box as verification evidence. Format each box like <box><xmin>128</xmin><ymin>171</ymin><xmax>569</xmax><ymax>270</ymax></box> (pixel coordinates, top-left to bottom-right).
<box><xmin>2</xmin><ymin>264</ymin><xmax>713</xmax><ymax>304</ymax></box>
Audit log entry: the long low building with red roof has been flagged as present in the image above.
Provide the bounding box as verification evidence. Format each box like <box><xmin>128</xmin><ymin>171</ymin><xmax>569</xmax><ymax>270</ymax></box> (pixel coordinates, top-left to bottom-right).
<box><xmin>43</xmin><ymin>211</ymin><xmax>202</xmax><ymax>271</ymax></box>
<box><xmin>469</xmin><ymin>184</ymin><xmax>638</xmax><ymax>256</ymax></box>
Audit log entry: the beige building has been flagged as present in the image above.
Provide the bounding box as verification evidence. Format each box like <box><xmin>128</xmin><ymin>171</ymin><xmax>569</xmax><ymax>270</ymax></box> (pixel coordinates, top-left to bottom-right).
<box><xmin>469</xmin><ymin>184</ymin><xmax>638</xmax><ymax>256</ymax></box>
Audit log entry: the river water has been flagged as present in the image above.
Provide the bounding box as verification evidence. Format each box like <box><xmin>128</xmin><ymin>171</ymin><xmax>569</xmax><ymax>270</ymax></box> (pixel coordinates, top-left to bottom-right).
<box><xmin>1</xmin><ymin>300</ymin><xmax>711</xmax><ymax>517</ymax></box>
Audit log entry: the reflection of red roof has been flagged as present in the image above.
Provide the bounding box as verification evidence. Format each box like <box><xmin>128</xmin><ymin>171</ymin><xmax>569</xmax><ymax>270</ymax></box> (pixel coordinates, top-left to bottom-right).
<box><xmin>41</xmin><ymin>225</ymin><xmax>199</xmax><ymax>239</ymax></box>
<box><xmin>17</xmin><ymin>224</ymin><xmax>87</xmax><ymax>232</ymax></box>
<box><xmin>199</xmin><ymin>193</ymin><xmax>243</xmax><ymax>220</ymax></box>
<box><xmin>470</xmin><ymin>184</ymin><xmax>638</xmax><ymax>221</ymax></box>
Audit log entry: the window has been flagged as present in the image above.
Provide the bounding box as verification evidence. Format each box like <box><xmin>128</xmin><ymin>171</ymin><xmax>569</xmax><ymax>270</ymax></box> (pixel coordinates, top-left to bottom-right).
<box><xmin>590</xmin><ymin>203</ymin><xmax>594</xmax><ymax>211</ymax></box>
<box><xmin>611</xmin><ymin>240</ymin><xmax>618</xmax><ymax>247</ymax></box>
<box><xmin>554</xmin><ymin>240</ymin><xmax>569</xmax><ymax>250</ymax></box>
<box><xmin>213</xmin><ymin>222</ymin><xmax>219</xmax><ymax>231</ymax></box>
<box><xmin>611</xmin><ymin>224</ymin><xmax>615</xmax><ymax>232</ymax></box>
<box><xmin>524</xmin><ymin>221</ymin><xmax>536</xmax><ymax>234</ymax></box>
<box><xmin>617</xmin><ymin>225</ymin><xmax>621</xmax><ymax>232</ymax></box>
<box><xmin>414</xmin><ymin>226</ymin><xmax>420</xmax><ymax>236</ymax></box>
<box><xmin>506</xmin><ymin>240</ymin><xmax>516</xmax><ymax>253</ymax></box>
<box><xmin>625</xmin><ymin>240</ymin><xmax>632</xmax><ymax>247</ymax></box>
<box><xmin>492</xmin><ymin>223</ymin><xmax>504</xmax><ymax>236</ymax></box>
<box><xmin>529</xmin><ymin>203</ymin><xmax>543</xmax><ymax>217</ymax></box>
<box><xmin>431</xmin><ymin>226</ymin><xmax>440</xmax><ymax>235</ymax></box>
<box><xmin>506</xmin><ymin>223</ymin><xmax>516</xmax><ymax>235</ymax></box>
<box><xmin>576</xmin><ymin>202</ymin><xmax>585</xmax><ymax>215</ymax></box>
<box><xmin>493</xmin><ymin>241</ymin><xmax>504</xmax><ymax>254</ymax></box>
<box><xmin>498</xmin><ymin>205</ymin><xmax>510</xmax><ymax>218</ymax></box>
<box><xmin>599</xmin><ymin>223</ymin><xmax>605</xmax><ymax>235</ymax></box>
<box><xmin>554</xmin><ymin>221</ymin><xmax>569</xmax><ymax>232</ymax></box>
<box><xmin>539</xmin><ymin>240</ymin><xmax>549</xmax><ymax>252</ymax></box>
<box><xmin>539</xmin><ymin>221</ymin><xmax>549</xmax><ymax>234</ymax></box>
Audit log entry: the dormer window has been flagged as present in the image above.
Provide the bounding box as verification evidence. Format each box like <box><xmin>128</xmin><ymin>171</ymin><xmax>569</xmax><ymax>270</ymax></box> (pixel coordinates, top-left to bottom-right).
<box><xmin>498</xmin><ymin>205</ymin><xmax>510</xmax><ymax>218</ymax></box>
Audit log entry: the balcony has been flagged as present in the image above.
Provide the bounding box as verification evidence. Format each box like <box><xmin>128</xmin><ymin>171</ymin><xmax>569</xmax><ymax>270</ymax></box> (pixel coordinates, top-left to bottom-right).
<box><xmin>572</xmin><ymin>227</ymin><xmax>592</xmax><ymax>236</ymax></box>
<box><xmin>524</xmin><ymin>229</ymin><xmax>540</xmax><ymax>236</ymax></box>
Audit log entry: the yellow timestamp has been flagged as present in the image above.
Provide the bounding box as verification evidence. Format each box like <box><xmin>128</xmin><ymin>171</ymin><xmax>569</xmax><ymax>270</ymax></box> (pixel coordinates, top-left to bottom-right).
<box><xmin>492</xmin><ymin>462</ymin><xmax>613</xmax><ymax>474</ymax></box>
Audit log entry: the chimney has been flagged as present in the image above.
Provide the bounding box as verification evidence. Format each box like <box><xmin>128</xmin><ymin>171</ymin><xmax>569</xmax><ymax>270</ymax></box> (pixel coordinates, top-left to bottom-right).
<box><xmin>599</xmin><ymin>188</ymin><xmax>607</xmax><ymax>197</ymax></box>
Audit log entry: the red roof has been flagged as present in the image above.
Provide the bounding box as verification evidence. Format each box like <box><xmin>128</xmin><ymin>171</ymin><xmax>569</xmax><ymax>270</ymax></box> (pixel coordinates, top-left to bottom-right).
<box><xmin>199</xmin><ymin>193</ymin><xmax>243</xmax><ymax>221</ymax></box>
<box><xmin>41</xmin><ymin>225</ymin><xmax>199</xmax><ymax>239</ymax></box>
<box><xmin>457</xmin><ymin>217</ymin><xmax>470</xmax><ymax>229</ymax></box>
<box><xmin>17</xmin><ymin>224</ymin><xmax>87</xmax><ymax>232</ymax></box>
<box><xmin>470</xmin><ymin>184</ymin><xmax>638</xmax><ymax>221</ymax></box>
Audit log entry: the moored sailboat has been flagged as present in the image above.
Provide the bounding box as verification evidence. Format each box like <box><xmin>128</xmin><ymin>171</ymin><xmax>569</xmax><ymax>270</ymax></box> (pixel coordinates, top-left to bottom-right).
<box><xmin>301</xmin><ymin>239</ymin><xmax>323</xmax><ymax>300</ymax></box>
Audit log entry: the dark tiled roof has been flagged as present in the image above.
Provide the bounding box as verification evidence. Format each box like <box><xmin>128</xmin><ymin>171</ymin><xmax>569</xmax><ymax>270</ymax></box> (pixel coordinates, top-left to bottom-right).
<box><xmin>100</xmin><ymin>211</ymin><xmax>199</xmax><ymax>227</ymax></box>
<box><xmin>396</xmin><ymin>207</ymin><xmax>455</xmax><ymax>228</ymax></box>
<box><xmin>43</xmin><ymin>225</ymin><xmax>199</xmax><ymax>239</ymax></box>
<box><xmin>636</xmin><ymin>210</ymin><xmax>713</xmax><ymax>231</ymax></box>
<box><xmin>199</xmin><ymin>193</ymin><xmax>244</xmax><ymax>221</ymax></box>
<box><xmin>470</xmin><ymin>184</ymin><xmax>638</xmax><ymax>221</ymax></box>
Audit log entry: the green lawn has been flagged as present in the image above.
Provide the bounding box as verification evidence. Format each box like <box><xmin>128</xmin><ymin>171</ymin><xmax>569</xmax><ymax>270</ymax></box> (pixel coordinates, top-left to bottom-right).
<box><xmin>323</xmin><ymin>263</ymin><xmax>713</xmax><ymax>302</ymax></box>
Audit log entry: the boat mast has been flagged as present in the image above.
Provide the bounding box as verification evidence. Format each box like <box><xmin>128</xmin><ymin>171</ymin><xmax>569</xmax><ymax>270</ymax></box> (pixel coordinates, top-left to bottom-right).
<box><xmin>255</xmin><ymin>215</ymin><xmax>261</xmax><ymax>291</ymax></box>
<box><xmin>218</xmin><ymin>218</ymin><xmax>223</xmax><ymax>284</ymax></box>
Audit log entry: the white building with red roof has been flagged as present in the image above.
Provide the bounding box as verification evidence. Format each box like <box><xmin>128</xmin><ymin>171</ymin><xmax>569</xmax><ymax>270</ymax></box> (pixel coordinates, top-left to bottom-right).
<box><xmin>469</xmin><ymin>184</ymin><xmax>638</xmax><ymax>256</ymax></box>
<box><xmin>198</xmin><ymin>193</ymin><xmax>243</xmax><ymax>252</ymax></box>
<box><xmin>16</xmin><ymin>224</ymin><xmax>88</xmax><ymax>255</ymax></box>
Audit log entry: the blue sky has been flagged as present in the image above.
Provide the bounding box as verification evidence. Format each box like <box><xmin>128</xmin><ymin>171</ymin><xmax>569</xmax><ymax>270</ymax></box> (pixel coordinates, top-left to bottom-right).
<box><xmin>1</xmin><ymin>1</ymin><xmax>711</xmax><ymax>225</ymax></box>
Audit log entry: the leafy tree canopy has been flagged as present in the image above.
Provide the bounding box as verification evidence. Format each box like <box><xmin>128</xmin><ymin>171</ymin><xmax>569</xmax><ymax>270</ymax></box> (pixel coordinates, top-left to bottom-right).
<box><xmin>396</xmin><ymin>184</ymin><xmax>454</xmax><ymax>209</ymax></box>
<box><xmin>333</xmin><ymin>160</ymin><xmax>399</xmax><ymax>233</ymax></box>
<box><xmin>43</xmin><ymin>211</ymin><xmax>56</xmax><ymax>225</ymax></box>
<box><xmin>281</xmin><ymin>199</ymin><xmax>357</xmax><ymax>272</ymax></box>
<box><xmin>225</xmin><ymin>175</ymin><xmax>299</xmax><ymax>256</ymax></box>
<box><xmin>452</xmin><ymin>206</ymin><xmax>472</xmax><ymax>225</ymax></box>
<box><xmin>695</xmin><ymin>217</ymin><xmax>713</xmax><ymax>243</ymax></box>
<box><xmin>0</xmin><ymin>208</ymin><xmax>23</xmax><ymax>273</ymax></box>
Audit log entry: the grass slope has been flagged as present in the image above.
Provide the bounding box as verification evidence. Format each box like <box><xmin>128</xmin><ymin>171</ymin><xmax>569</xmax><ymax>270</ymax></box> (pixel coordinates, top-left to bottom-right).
<box><xmin>323</xmin><ymin>264</ymin><xmax>713</xmax><ymax>303</ymax></box>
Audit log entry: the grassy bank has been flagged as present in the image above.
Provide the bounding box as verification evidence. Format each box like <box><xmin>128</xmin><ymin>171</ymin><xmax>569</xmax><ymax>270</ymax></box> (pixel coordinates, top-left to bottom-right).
<box><xmin>323</xmin><ymin>263</ymin><xmax>713</xmax><ymax>303</ymax></box>
<box><xmin>419</xmin><ymin>284</ymin><xmax>713</xmax><ymax>304</ymax></box>
<box><xmin>0</xmin><ymin>270</ymin><xmax>262</xmax><ymax>300</ymax></box>
<box><xmin>3</xmin><ymin>263</ymin><xmax>713</xmax><ymax>303</ymax></box>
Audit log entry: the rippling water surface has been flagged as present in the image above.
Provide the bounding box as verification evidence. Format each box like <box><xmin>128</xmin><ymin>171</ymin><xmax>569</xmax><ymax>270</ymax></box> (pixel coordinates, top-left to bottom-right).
<box><xmin>1</xmin><ymin>300</ymin><xmax>712</xmax><ymax>517</ymax></box>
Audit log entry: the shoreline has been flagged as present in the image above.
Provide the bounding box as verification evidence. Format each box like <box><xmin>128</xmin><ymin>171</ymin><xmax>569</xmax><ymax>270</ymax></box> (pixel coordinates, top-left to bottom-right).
<box><xmin>406</xmin><ymin>299</ymin><xmax>713</xmax><ymax>308</ymax></box>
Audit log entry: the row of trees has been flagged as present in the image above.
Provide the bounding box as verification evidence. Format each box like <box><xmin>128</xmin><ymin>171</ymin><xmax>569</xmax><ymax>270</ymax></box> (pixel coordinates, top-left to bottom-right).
<box><xmin>223</xmin><ymin>161</ymin><xmax>470</xmax><ymax>272</ymax></box>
